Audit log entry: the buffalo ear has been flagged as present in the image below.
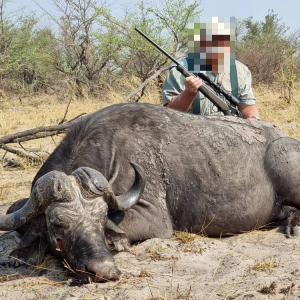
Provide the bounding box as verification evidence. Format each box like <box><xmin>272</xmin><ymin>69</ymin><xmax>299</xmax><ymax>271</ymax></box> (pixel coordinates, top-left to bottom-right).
<box><xmin>10</xmin><ymin>215</ymin><xmax>48</xmax><ymax>266</ymax></box>
<box><xmin>7</xmin><ymin>198</ymin><xmax>29</xmax><ymax>214</ymax></box>
<box><xmin>105</xmin><ymin>219</ymin><xmax>130</xmax><ymax>252</ymax></box>
<box><xmin>10</xmin><ymin>234</ymin><xmax>47</xmax><ymax>266</ymax></box>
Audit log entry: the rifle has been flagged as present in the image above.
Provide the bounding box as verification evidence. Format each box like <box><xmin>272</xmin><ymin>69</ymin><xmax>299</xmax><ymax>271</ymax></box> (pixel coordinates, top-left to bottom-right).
<box><xmin>135</xmin><ymin>27</ymin><xmax>243</xmax><ymax>118</ymax></box>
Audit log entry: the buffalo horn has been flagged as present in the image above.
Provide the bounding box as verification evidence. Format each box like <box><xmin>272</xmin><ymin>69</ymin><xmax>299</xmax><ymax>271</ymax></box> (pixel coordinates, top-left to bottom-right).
<box><xmin>106</xmin><ymin>162</ymin><xmax>146</xmax><ymax>211</ymax></box>
<box><xmin>0</xmin><ymin>194</ymin><xmax>38</xmax><ymax>231</ymax></box>
<box><xmin>0</xmin><ymin>171</ymin><xmax>76</xmax><ymax>231</ymax></box>
<box><xmin>72</xmin><ymin>167</ymin><xmax>110</xmax><ymax>196</ymax></box>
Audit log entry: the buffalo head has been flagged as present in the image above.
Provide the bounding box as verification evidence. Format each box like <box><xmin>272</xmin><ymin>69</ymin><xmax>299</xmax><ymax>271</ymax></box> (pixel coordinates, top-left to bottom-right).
<box><xmin>0</xmin><ymin>162</ymin><xmax>145</xmax><ymax>283</ymax></box>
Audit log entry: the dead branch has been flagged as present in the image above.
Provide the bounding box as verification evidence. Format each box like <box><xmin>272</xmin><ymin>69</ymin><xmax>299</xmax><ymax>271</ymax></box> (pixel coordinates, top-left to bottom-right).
<box><xmin>0</xmin><ymin>114</ymin><xmax>84</xmax><ymax>145</ymax></box>
<box><xmin>59</xmin><ymin>97</ymin><xmax>72</xmax><ymax>125</ymax></box>
<box><xmin>0</xmin><ymin>113</ymin><xmax>85</xmax><ymax>164</ymax></box>
<box><xmin>0</xmin><ymin>143</ymin><xmax>44</xmax><ymax>164</ymax></box>
<box><xmin>148</xmin><ymin>10</ymin><xmax>180</xmax><ymax>53</ymax></box>
<box><xmin>123</xmin><ymin>64</ymin><xmax>172</xmax><ymax>103</ymax></box>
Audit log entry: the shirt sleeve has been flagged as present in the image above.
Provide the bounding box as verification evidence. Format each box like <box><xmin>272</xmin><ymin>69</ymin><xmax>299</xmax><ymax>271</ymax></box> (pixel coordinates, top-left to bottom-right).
<box><xmin>161</xmin><ymin>66</ymin><xmax>185</xmax><ymax>106</ymax></box>
<box><xmin>238</xmin><ymin>64</ymin><xmax>256</xmax><ymax>106</ymax></box>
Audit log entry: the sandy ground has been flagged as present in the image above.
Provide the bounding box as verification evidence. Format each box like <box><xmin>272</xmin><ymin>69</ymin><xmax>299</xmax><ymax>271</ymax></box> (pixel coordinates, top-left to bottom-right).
<box><xmin>0</xmin><ymin>214</ymin><xmax>300</xmax><ymax>300</ymax></box>
<box><xmin>1</xmin><ymin>146</ymin><xmax>300</xmax><ymax>299</ymax></box>
<box><xmin>1</xmin><ymin>201</ymin><xmax>300</xmax><ymax>299</ymax></box>
<box><xmin>1</xmin><ymin>88</ymin><xmax>300</xmax><ymax>299</ymax></box>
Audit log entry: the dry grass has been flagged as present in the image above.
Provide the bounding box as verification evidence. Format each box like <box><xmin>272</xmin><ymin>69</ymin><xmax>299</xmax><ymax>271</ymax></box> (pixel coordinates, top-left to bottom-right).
<box><xmin>183</xmin><ymin>244</ymin><xmax>206</xmax><ymax>254</ymax></box>
<box><xmin>0</xmin><ymin>77</ymin><xmax>161</xmax><ymax>136</ymax></box>
<box><xmin>139</xmin><ymin>268</ymin><xmax>152</xmax><ymax>278</ymax></box>
<box><xmin>148</xmin><ymin>243</ymin><xmax>163</xmax><ymax>261</ymax></box>
<box><xmin>0</xmin><ymin>187</ymin><xmax>8</xmax><ymax>202</ymax></box>
<box><xmin>0</xmin><ymin>81</ymin><xmax>299</xmax><ymax>138</ymax></box>
<box><xmin>172</xmin><ymin>230</ymin><xmax>199</xmax><ymax>244</ymax></box>
<box><xmin>0</xmin><ymin>95</ymin><xmax>114</xmax><ymax>136</ymax></box>
<box><xmin>147</xmin><ymin>265</ymin><xmax>193</xmax><ymax>300</ymax></box>
<box><xmin>0</xmin><ymin>169</ymin><xmax>33</xmax><ymax>205</ymax></box>
<box><xmin>251</xmin><ymin>256</ymin><xmax>279</xmax><ymax>273</ymax></box>
<box><xmin>255</xmin><ymin>83</ymin><xmax>300</xmax><ymax>140</ymax></box>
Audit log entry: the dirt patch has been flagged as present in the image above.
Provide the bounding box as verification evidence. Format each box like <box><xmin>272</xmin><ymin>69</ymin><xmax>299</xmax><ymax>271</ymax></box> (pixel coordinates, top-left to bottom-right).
<box><xmin>1</xmin><ymin>157</ymin><xmax>300</xmax><ymax>300</ymax></box>
<box><xmin>1</xmin><ymin>201</ymin><xmax>300</xmax><ymax>300</ymax></box>
<box><xmin>1</xmin><ymin>95</ymin><xmax>300</xmax><ymax>299</ymax></box>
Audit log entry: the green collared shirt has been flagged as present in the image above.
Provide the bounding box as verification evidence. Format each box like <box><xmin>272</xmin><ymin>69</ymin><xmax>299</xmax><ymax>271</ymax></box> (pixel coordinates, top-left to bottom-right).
<box><xmin>162</xmin><ymin>59</ymin><xmax>256</xmax><ymax>115</ymax></box>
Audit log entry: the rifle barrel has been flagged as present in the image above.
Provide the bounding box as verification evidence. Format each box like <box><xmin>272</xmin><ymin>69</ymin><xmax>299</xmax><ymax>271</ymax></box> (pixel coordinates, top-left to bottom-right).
<box><xmin>135</xmin><ymin>27</ymin><xmax>242</xmax><ymax>118</ymax></box>
<box><xmin>135</xmin><ymin>27</ymin><xmax>179</xmax><ymax>65</ymax></box>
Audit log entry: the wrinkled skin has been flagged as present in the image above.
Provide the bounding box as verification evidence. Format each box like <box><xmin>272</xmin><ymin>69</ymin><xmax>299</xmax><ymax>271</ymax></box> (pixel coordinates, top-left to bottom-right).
<box><xmin>7</xmin><ymin>168</ymin><xmax>133</xmax><ymax>282</ymax></box>
<box><xmin>46</xmin><ymin>201</ymin><xmax>121</xmax><ymax>282</ymax></box>
<box><xmin>44</xmin><ymin>175</ymin><xmax>120</xmax><ymax>282</ymax></box>
<box><xmin>4</xmin><ymin>103</ymin><xmax>300</xmax><ymax>282</ymax></box>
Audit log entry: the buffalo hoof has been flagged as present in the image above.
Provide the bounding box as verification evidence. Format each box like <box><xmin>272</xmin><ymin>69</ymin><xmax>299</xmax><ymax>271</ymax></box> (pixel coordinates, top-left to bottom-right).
<box><xmin>286</xmin><ymin>211</ymin><xmax>300</xmax><ymax>237</ymax></box>
<box><xmin>293</xmin><ymin>226</ymin><xmax>300</xmax><ymax>237</ymax></box>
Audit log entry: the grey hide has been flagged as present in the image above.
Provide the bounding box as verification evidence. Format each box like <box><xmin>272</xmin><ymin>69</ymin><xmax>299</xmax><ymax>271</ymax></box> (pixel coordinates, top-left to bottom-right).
<box><xmin>2</xmin><ymin>102</ymin><xmax>300</xmax><ymax>282</ymax></box>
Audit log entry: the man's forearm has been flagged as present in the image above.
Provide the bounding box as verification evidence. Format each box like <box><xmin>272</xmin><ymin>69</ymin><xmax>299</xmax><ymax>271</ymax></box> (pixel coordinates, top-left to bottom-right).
<box><xmin>238</xmin><ymin>104</ymin><xmax>260</xmax><ymax>120</ymax></box>
<box><xmin>165</xmin><ymin>76</ymin><xmax>202</xmax><ymax>112</ymax></box>
<box><xmin>165</xmin><ymin>90</ymin><xmax>197</xmax><ymax>112</ymax></box>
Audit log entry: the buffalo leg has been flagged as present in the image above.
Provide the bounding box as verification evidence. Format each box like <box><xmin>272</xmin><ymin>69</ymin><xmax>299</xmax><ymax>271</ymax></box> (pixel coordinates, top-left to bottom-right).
<box><xmin>265</xmin><ymin>137</ymin><xmax>300</xmax><ymax>236</ymax></box>
<box><xmin>273</xmin><ymin>206</ymin><xmax>298</xmax><ymax>222</ymax></box>
<box><xmin>265</xmin><ymin>137</ymin><xmax>300</xmax><ymax>208</ymax></box>
<box><xmin>285</xmin><ymin>211</ymin><xmax>300</xmax><ymax>237</ymax></box>
<box><xmin>109</xmin><ymin>198</ymin><xmax>173</xmax><ymax>244</ymax></box>
<box><xmin>273</xmin><ymin>205</ymin><xmax>300</xmax><ymax>237</ymax></box>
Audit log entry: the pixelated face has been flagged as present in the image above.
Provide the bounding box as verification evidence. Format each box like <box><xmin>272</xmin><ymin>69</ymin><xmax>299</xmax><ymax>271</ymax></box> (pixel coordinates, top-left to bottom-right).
<box><xmin>187</xmin><ymin>17</ymin><xmax>236</xmax><ymax>73</ymax></box>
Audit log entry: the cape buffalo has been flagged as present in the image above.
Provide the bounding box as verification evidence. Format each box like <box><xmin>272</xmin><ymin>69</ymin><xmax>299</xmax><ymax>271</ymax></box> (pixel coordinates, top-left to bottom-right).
<box><xmin>0</xmin><ymin>103</ymin><xmax>300</xmax><ymax>282</ymax></box>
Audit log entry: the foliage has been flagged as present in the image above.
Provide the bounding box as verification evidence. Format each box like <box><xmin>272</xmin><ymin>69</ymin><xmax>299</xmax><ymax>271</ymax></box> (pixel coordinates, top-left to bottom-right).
<box><xmin>281</xmin><ymin>48</ymin><xmax>297</xmax><ymax>103</ymax></box>
<box><xmin>0</xmin><ymin>11</ymin><xmax>58</xmax><ymax>92</ymax></box>
<box><xmin>49</xmin><ymin>0</ymin><xmax>108</xmax><ymax>95</ymax></box>
<box><xmin>236</xmin><ymin>10</ymin><xmax>300</xmax><ymax>86</ymax></box>
<box><xmin>94</xmin><ymin>0</ymin><xmax>201</xmax><ymax>82</ymax></box>
<box><xmin>0</xmin><ymin>0</ymin><xmax>300</xmax><ymax>100</ymax></box>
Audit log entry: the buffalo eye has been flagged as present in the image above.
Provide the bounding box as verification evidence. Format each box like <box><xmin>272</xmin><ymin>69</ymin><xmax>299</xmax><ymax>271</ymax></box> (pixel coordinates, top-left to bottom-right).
<box><xmin>51</xmin><ymin>224</ymin><xmax>64</xmax><ymax>238</ymax></box>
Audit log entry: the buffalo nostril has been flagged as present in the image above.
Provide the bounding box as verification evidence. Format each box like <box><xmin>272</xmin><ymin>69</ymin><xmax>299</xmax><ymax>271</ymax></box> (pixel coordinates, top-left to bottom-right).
<box><xmin>86</xmin><ymin>260</ymin><xmax>121</xmax><ymax>282</ymax></box>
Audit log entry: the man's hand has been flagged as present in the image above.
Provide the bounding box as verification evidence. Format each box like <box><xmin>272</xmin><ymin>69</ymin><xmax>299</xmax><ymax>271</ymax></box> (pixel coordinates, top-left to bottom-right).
<box><xmin>184</xmin><ymin>76</ymin><xmax>203</xmax><ymax>96</ymax></box>
<box><xmin>165</xmin><ymin>76</ymin><xmax>202</xmax><ymax>112</ymax></box>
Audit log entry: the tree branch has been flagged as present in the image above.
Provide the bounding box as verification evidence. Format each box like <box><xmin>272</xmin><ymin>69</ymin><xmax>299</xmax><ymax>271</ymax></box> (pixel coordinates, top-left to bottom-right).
<box><xmin>148</xmin><ymin>9</ymin><xmax>180</xmax><ymax>53</ymax></box>
<box><xmin>123</xmin><ymin>64</ymin><xmax>172</xmax><ymax>102</ymax></box>
<box><xmin>0</xmin><ymin>114</ymin><xmax>84</xmax><ymax>144</ymax></box>
<box><xmin>0</xmin><ymin>143</ymin><xmax>44</xmax><ymax>164</ymax></box>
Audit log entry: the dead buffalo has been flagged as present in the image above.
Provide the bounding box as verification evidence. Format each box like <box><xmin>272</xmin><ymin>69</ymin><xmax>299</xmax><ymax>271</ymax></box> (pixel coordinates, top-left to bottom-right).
<box><xmin>1</xmin><ymin>103</ymin><xmax>300</xmax><ymax>282</ymax></box>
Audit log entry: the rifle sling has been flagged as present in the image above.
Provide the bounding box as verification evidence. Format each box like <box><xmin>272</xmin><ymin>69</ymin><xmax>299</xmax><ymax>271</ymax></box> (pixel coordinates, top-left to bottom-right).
<box><xmin>230</xmin><ymin>59</ymin><xmax>238</xmax><ymax>99</ymax></box>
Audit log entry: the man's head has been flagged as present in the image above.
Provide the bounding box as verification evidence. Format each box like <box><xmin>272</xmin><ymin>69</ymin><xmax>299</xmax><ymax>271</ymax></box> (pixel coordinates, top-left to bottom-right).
<box><xmin>187</xmin><ymin>16</ymin><xmax>236</xmax><ymax>73</ymax></box>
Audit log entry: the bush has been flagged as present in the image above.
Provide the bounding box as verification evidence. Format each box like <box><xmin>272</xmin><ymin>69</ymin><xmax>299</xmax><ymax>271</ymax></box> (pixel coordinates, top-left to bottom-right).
<box><xmin>236</xmin><ymin>11</ymin><xmax>299</xmax><ymax>86</ymax></box>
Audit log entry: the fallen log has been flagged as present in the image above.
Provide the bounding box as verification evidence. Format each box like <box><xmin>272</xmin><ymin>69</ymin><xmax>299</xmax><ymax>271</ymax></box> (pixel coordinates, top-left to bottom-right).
<box><xmin>0</xmin><ymin>144</ymin><xmax>44</xmax><ymax>164</ymax></box>
<box><xmin>0</xmin><ymin>114</ymin><xmax>85</xmax><ymax>144</ymax></box>
<box><xmin>0</xmin><ymin>113</ymin><xmax>85</xmax><ymax>163</ymax></box>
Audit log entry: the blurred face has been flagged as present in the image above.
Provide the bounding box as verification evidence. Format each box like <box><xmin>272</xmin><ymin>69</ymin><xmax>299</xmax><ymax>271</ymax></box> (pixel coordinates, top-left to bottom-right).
<box><xmin>187</xmin><ymin>17</ymin><xmax>236</xmax><ymax>73</ymax></box>
<box><xmin>200</xmin><ymin>34</ymin><xmax>231</xmax><ymax>72</ymax></box>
